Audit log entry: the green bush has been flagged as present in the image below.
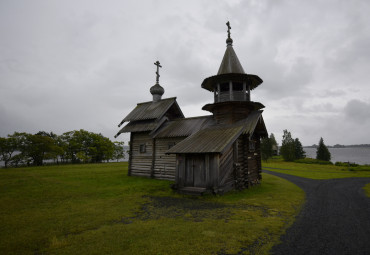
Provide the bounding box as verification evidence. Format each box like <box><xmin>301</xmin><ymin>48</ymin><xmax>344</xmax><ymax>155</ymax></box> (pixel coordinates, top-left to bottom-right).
<box><xmin>350</xmin><ymin>165</ymin><xmax>370</xmax><ymax>171</ymax></box>
<box><xmin>294</xmin><ymin>158</ymin><xmax>333</xmax><ymax>165</ymax></box>
<box><xmin>335</xmin><ymin>161</ymin><xmax>359</xmax><ymax>167</ymax></box>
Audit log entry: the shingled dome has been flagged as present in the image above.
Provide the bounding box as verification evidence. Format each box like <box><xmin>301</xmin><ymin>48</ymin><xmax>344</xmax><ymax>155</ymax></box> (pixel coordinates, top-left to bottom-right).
<box><xmin>150</xmin><ymin>83</ymin><xmax>165</xmax><ymax>96</ymax></box>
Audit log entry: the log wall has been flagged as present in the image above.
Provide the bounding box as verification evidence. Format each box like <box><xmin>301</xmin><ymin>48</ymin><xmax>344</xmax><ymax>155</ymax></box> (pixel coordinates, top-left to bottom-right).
<box><xmin>233</xmin><ymin>135</ymin><xmax>249</xmax><ymax>190</ymax></box>
<box><xmin>153</xmin><ymin>137</ymin><xmax>184</xmax><ymax>180</ymax></box>
<box><xmin>219</xmin><ymin>146</ymin><xmax>234</xmax><ymax>188</ymax></box>
<box><xmin>212</xmin><ymin>103</ymin><xmax>252</xmax><ymax>125</ymax></box>
<box><xmin>233</xmin><ymin>134</ymin><xmax>263</xmax><ymax>189</ymax></box>
<box><xmin>247</xmin><ymin>135</ymin><xmax>262</xmax><ymax>186</ymax></box>
<box><xmin>130</xmin><ymin>132</ymin><xmax>153</xmax><ymax>177</ymax></box>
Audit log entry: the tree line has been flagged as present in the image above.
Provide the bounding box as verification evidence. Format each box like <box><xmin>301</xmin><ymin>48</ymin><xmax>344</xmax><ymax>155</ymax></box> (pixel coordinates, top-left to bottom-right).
<box><xmin>261</xmin><ymin>129</ymin><xmax>331</xmax><ymax>162</ymax></box>
<box><xmin>0</xmin><ymin>130</ymin><xmax>125</xmax><ymax>168</ymax></box>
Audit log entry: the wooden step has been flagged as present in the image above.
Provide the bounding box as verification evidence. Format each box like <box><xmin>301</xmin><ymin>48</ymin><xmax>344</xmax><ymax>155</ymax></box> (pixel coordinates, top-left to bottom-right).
<box><xmin>178</xmin><ymin>186</ymin><xmax>207</xmax><ymax>195</ymax></box>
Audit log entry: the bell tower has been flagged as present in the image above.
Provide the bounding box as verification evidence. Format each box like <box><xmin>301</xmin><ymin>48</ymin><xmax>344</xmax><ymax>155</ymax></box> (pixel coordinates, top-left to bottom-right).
<box><xmin>202</xmin><ymin>22</ymin><xmax>264</xmax><ymax>124</ymax></box>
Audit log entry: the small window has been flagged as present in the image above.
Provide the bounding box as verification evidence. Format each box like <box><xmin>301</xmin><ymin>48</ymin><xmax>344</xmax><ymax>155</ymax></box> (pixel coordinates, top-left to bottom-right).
<box><xmin>139</xmin><ymin>144</ymin><xmax>146</xmax><ymax>153</ymax></box>
<box><xmin>220</xmin><ymin>83</ymin><xmax>229</xmax><ymax>92</ymax></box>
<box><xmin>168</xmin><ymin>142</ymin><xmax>176</xmax><ymax>149</ymax></box>
<box><xmin>249</xmin><ymin>140</ymin><xmax>255</xmax><ymax>151</ymax></box>
<box><xmin>233</xmin><ymin>82</ymin><xmax>243</xmax><ymax>91</ymax></box>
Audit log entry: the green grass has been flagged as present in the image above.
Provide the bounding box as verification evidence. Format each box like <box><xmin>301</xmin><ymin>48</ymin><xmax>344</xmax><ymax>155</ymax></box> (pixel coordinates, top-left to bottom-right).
<box><xmin>0</xmin><ymin>163</ymin><xmax>304</xmax><ymax>255</ymax></box>
<box><xmin>263</xmin><ymin>157</ymin><xmax>370</xmax><ymax>199</ymax></box>
<box><xmin>262</xmin><ymin>157</ymin><xmax>370</xmax><ymax>179</ymax></box>
<box><xmin>364</xmin><ymin>183</ymin><xmax>370</xmax><ymax>198</ymax></box>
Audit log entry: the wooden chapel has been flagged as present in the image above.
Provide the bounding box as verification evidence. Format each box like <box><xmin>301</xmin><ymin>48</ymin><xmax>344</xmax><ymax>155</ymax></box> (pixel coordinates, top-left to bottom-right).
<box><xmin>115</xmin><ymin>22</ymin><xmax>268</xmax><ymax>195</ymax></box>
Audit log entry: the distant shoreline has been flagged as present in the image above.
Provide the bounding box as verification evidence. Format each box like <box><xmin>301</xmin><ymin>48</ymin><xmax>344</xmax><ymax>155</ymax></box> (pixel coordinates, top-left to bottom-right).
<box><xmin>303</xmin><ymin>144</ymin><xmax>370</xmax><ymax>149</ymax></box>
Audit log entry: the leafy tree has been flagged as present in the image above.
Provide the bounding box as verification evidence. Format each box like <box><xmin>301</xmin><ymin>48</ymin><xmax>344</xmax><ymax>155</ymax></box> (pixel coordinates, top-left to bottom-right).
<box><xmin>35</xmin><ymin>131</ymin><xmax>64</xmax><ymax>164</ymax></box>
<box><xmin>0</xmin><ymin>136</ymin><xmax>17</xmax><ymax>168</ymax></box>
<box><xmin>8</xmin><ymin>132</ymin><xmax>29</xmax><ymax>166</ymax></box>
<box><xmin>60</xmin><ymin>131</ymin><xmax>79</xmax><ymax>163</ymax></box>
<box><xmin>61</xmin><ymin>129</ymin><xmax>114</xmax><ymax>163</ymax></box>
<box><xmin>270</xmin><ymin>133</ymin><xmax>278</xmax><ymax>147</ymax></box>
<box><xmin>1</xmin><ymin>129</ymin><xmax>118</xmax><ymax>167</ymax></box>
<box><xmin>10</xmin><ymin>154</ymin><xmax>25</xmax><ymax>167</ymax></box>
<box><xmin>294</xmin><ymin>138</ymin><xmax>306</xmax><ymax>159</ymax></box>
<box><xmin>269</xmin><ymin>133</ymin><xmax>278</xmax><ymax>155</ymax></box>
<box><xmin>260</xmin><ymin>137</ymin><xmax>273</xmax><ymax>161</ymax></box>
<box><xmin>24</xmin><ymin>132</ymin><xmax>56</xmax><ymax>166</ymax></box>
<box><xmin>76</xmin><ymin>151</ymin><xmax>91</xmax><ymax>163</ymax></box>
<box><xmin>113</xmin><ymin>141</ymin><xmax>125</xmax><ymax>162</ymax></box>
<box><xmin>280</xmin><ymin>130</ymin><xmax>296</xmax><ymax>161</ymax></box>
<box><xmin>53</xmin><ymin>135</ymin><xmax>67</xmax><ymax>163</ymax></box>
<box><xmin>90</xmin><ymin>133</ymin><xmax>114</xmax><ymax>163</ymax></box>
<box><xmin>316</xmin><ymin>137</ymin><xmax>331</xmax><ymax>161</ymax></box>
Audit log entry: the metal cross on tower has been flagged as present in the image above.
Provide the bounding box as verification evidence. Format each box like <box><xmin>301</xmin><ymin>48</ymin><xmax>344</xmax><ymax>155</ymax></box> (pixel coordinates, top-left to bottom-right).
<box><xmin>226</xmin><ymin>21</ymin><xmax>231</xmax><ymax>39</ymax></box>
<box><xmin>154</xmin><ymin>61</ymin><xmax>162</xmax><ymax>84</ymax></box>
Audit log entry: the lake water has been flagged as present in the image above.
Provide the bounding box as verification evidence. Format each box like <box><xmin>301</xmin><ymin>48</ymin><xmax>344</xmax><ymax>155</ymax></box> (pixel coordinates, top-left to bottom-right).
<box><xmin>303</xmin><ymin>147</ymin><xmax>370</xmax><ymax>165</ymax></box>
<box><xmin>1</xmin><ymin>147</ymin><xmax>370</xmax><ymax>167</ymax></box>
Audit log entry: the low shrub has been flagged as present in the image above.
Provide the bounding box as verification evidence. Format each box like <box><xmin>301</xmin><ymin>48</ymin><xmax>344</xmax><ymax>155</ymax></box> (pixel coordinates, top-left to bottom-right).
<box><xmin>335</xmin><ymin>161</ymin><xmax>359</xmax><ymax>167</ymax></box>
<box><xmin>294</xmin><ymin>158</ymin><xmax>333</xmax><ymax>165</ymax></box>
<box><xmin>351</xmin><ymin>165</ymin><xmax>370</xmax><ymax>171</ymax></box>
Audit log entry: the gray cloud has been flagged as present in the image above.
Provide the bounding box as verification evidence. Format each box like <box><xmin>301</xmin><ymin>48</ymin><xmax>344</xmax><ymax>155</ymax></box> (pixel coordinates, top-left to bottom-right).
<box><xmin>344</xmin><ymin>99</ymin><xmax>370</xmax><ymax>124</ymax></box>
<box><xmin>1</xmin><ymin>0</ymin><xmax>370</xmax><ymax>146</ymax></box>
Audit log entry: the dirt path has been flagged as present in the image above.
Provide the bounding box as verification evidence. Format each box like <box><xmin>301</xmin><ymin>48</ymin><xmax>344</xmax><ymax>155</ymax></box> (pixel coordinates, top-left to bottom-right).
<box><xmin>263</xmin><ymin>169</ymin><xmax>370</xmax><ymax>255</ymax></box>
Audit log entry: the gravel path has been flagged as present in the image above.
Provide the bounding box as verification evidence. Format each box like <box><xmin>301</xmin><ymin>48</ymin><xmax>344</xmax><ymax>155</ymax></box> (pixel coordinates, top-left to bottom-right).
<box><xmin>263</xmin><ymin>169</ymin><xmax>370</xmax><ymax>255</ymax></box>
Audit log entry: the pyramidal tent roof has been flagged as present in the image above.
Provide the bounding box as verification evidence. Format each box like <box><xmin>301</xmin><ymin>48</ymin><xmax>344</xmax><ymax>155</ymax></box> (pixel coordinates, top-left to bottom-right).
<box><xmin>217</xmin><ymin>44</ymin><xmax>245</xmax><ymax>75</ymax></box>
<box><xmin>201</xmin><ymin>41</ymin><xmax>263</xmax><ymax>92</ymax></box>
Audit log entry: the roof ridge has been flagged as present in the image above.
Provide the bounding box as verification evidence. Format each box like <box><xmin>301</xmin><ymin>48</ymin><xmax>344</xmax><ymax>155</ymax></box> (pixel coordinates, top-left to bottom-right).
<box><xmin>170</xmin><ymin>115</ymin><xmax>212</xmax><ymax>121</ymax></box>
<box><xmin>136</xmin><ymin>97</ymin><xmax>177</xmax><ymax>105</ymax></box>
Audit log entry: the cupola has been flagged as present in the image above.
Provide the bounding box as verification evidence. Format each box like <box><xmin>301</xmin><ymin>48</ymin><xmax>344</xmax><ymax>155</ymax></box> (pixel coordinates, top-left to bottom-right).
<box><xmin>150</xmin><ymin>61</ymin><xmax>165</xmax><ymax>102</ymax></box>
<box><xmin>201</xmin><ymin>22</ymin><xmax>263</xmax><ymax>104</ymax></box>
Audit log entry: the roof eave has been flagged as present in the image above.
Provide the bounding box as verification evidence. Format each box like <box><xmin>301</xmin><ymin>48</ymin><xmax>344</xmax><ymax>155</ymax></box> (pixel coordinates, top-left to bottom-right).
<box><xmin>201</xmin><ymin>73</ymin><xmax>263</xmax><ymax>92</ymax></box>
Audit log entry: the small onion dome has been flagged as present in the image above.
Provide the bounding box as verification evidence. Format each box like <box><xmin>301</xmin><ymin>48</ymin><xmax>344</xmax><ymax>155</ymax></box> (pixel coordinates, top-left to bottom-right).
<box><xmin>150</xmin><ymin>83</ymin><xmax>165</xmax><ymax>96</ymax></box>
<box><xmin>226</xmin><ymin>37</ymin><xmax>233</xmax><ymax>46</ymax></box>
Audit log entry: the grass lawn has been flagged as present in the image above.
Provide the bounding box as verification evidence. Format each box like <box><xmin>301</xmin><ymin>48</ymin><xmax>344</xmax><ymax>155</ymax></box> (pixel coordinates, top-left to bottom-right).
<box><xmin>0</xmin><ymin>162</ymin><xmax>303</xmax><ymax>255</ymax></box>
<box><xmin>262</xmin><ymin>157</ymin><xmax>370</xmax><ymax>179</ymax></box>
<box><xmin>262</xmin><ymin>157</ymin><xmax>370</xmax><ymax>198</ymax></box>
<box><xmin>364</xmin><ymin>183</ymin><xmax>370</xmax><ymax>198</ymax></box>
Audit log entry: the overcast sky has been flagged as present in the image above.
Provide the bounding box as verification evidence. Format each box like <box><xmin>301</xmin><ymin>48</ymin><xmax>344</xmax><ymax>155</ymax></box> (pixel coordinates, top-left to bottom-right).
<box><xmin>1</xmin><ymin>0</ymin><xmax>370</xmax><ymax>146</ymax></box>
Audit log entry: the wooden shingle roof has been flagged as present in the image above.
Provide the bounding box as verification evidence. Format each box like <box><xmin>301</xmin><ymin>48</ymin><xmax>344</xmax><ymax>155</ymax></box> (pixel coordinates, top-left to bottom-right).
<box><xmin>115</xmin><ymin>118</ymin><xmax>165</xmax><ymax>137</ymax></box>
<box><xmin>217</xmin><ymin>44</ymin><xmax>245</xmax><ymax>75</ymax></box>
<box><xmin>166</xmin><ymin>111</ymin><xmax>266</xmax><ymax>154</ymax></box>
<box><xmin>153</xmin><ymin>116</ymin><xmax>215</xmax><ymax>138</ymax></box>
<box><xmin>117</xmin><ymin>97</ymin><xmax>184</xmax><ymax>127</ymax></box>
<box><xmin>201</xmin><ymin>37</ymin><xmax>262</xmax><ymax>92</ymax></box>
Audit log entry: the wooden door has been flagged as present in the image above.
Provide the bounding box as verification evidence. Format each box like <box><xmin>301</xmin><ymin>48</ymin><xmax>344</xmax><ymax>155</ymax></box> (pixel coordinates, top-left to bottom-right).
<box><xmin>185</xmin><ymin>155</ymin><xmax>206</xmax><ymax>187</ymax></box>
<box><xmin>185</xmin><ymin>157</ymin><xmax>194</xmax><ymax>186</ymax></box>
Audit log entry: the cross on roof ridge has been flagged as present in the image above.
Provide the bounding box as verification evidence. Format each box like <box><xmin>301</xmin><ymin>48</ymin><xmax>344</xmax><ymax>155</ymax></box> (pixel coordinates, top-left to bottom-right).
<box><xmin>226</xmin><ymin>21</ymin><xmax>231</xmax><ymax>39</ymax></box>
<box><xmin>154</xmin><ymin>60</ymin><xmax>162</xmax><ymax>84</ymax></box>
